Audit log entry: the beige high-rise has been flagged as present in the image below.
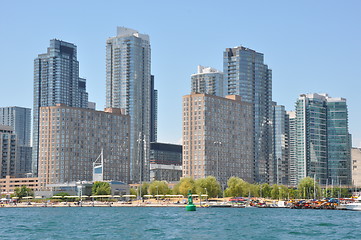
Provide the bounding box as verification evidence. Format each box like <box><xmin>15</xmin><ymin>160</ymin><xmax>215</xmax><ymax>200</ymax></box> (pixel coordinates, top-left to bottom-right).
<box><xmin>352</xmin><ymin>148</ymin><xmax>361</xmax><ymax>187</ymax></box>
<box><xmin>182</xmin><ymin>93</ymin><xmax>253</xmax><ymax>184</ymax></box>
<box><xmin>38</xmin><ymin>104</ymin><xmax>130</xmax><ymax>190</ymax></box>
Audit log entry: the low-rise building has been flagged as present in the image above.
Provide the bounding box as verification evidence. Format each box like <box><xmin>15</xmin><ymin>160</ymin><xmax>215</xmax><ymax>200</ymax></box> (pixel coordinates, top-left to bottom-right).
<box><xmin>0</xmin><ymin>175</ymin><xmax>38</xmax><ymax>195</ymax></box>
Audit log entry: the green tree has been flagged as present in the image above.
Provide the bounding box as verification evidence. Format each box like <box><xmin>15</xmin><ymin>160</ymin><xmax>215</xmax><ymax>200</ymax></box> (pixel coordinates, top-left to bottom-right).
<box><xmin>224</xmin><ymin>177</ymin><xmax>248</xmax><ymax>197</ymax></box>
<box><xmin>137</xmin><ymin>182</ymin><xmax>150</xmax><ymax>197</ymax></box>
<box><xmin>297</xmin><ymin>177</ymin><xmax>320</xmax><ymax>199</ymax></box>
<box><xmin>174</xmin><ymin>177</ymin><xmax>195</xmax><ymax>196</ymax></box>
<box><xmin>148</xmin><ymin>181</ymin><xmax>171</xmax><ymax>195</ymax></box>
<box><xmin>195</xmin><ymin>176</ymin><xmax>221</xmax><ymax>198</ymax></box>
<box><xmin>130</xmin><ymin>188</ymin><xmax>137</xmax><ymax>196</ymax></box>
<box><xmin>54</xmin><ymin>192</ymin><xmax>70</xmax><ymax>198</ymax></box>
<box><xmin>92</xmin><ymin>181</ymin><xmax>111</xmax><ymax>195</ymax></box>
<box><xmin>14</xmin><ymin>186</ymin><xmax>33</xmax><ymax>199</ymax></box>
<box><xmin>259</xmin><ymin>183</ymin><xmax>272</xmax><ymax>198</ymax></box>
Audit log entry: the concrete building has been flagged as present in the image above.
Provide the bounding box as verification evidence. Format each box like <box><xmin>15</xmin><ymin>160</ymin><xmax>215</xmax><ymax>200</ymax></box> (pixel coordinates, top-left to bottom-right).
<box><xmin>106</xmin><ymin>27</ymin><xmax>151</xmax><ymax>183</ymax></box>
<box><xmin>0</xmin><ymin>107</ymin><xmax>31</xmax><ymax>146</ymax></box>
<box><xmin>149</xmin><ymin>142</ymin><xmax>182</xmax><ymax>182</ymax></box>
<box><xmin>191</xmin><ymin>65</ymin><xmax>224</xmax><ymax>97</ymax></box>
<box><xmin>150</xmin><ymin>164</ymin><xmax>182</xmax><ymax>182</ymax></box>
<box><xmin>295</xmin><ymin>93</ymin><xmax>351</xmax><ymax>185</ymax></box>
<box><xmin>352</xmin><ymin>148</ymin><xmax>361</xmax><ymax>187</ymax></box>
<box><xmin>0</xmin><ymin>175</ymin><xmax>38</xmax><ymax>196</ymax></box>
<box><xmin>224</xmin><ymin>46</ymin><xmax>272</xmax><ymax>183</ymax></box>
<box><xmin>37</xmin><ymin>105</ymin><xmax>130</xmax><ymax>190</ymax></box>
<box><xmin>182</xmin><ymin>93</ymin><xmax>253</xmax><ymax>184</ymax></box>
<box><xmin>33</xmin><ymin>39</ymin><xmax>89</xmax><ymax>176</ymax></box>
<box><xmin>0</xmin><ymin>125</ymin><xmax>17</xmax><ymax>179</ymax></box>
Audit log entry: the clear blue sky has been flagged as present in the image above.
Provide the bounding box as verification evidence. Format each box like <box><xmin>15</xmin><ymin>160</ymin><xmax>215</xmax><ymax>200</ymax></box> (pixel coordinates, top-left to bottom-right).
<box><xmin>1</xmin><ymin>1</ymin><xmax>360</xmax><ymax>146</ymax></box>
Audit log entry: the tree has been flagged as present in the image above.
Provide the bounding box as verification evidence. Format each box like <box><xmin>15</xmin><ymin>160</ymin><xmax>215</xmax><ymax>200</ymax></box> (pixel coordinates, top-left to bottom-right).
<box><xmin>54</xmin><ymin>192</ymin><xmax>70</xmax><ymax>197</ymax></box>
<box><xmin>137</xmin><ymin>182</ymin><xmax>150</xmax><ymax>197</ymax></box>
<box><xmin>14</xmin><ymin>186</ymin><xmax>33</xmax><ymax>199</ymax></box>
<box><xmin>130</xmin><ymin>188</ymin><xmax>137</xmax><ymax>196</ymax></box>
<box><xmin>173</xmin><ymin>177</ymin><xmax>195</xmax><ymax>196</ymax></box>
<box><xmin>297</xmin><ymin>177</ymin><xmax>320</xmax><ymax>199</ymax></box>
<box><xmin>224</xmin><ymin>177</ymin><xmax>248</xmax><ymax>197</ymax></box>
<box><xmin>148</xmin><ymin>181</ymin><xmax>171</xmax><ymax>195</ymax></box>
<box><xmin>92</xmin><ymin>181</ymin><xmax>111</xmax><ymax>195</ymax></box>
<box><xmin>195</xmin><ymin>176</ymin><xmax>221</xmax><ymax>198</ymax></box>
<box><xmin>259</xmin><ymin>183</ymin><xmax>272</xmax><ymax>198</ymax></box>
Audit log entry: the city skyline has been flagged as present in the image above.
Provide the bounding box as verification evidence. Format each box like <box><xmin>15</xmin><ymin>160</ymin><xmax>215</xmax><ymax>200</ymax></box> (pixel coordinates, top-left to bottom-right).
<box><xmin>1</xmin><ymin>1</ymin><xmax>361</xmax><ymax>147</ymax></box>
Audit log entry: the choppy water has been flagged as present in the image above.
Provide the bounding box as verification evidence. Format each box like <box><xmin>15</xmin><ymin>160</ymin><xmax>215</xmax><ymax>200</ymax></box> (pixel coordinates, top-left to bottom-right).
<box><xmin>1</xmin><ymin>207</ymin><xmax>360</xmax><ymax>239</ymax></box>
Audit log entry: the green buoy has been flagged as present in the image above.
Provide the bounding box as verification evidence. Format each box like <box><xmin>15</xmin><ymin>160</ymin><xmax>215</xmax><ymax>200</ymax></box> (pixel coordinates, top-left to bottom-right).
<box><xmin>186</xmin><ymin>190</ymin><xmax>196</xmax><ymax>211</ymax></box>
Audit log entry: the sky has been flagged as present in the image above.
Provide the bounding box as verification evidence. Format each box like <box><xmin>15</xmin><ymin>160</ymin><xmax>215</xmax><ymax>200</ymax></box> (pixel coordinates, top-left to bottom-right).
<box><xmin>1</xmin><ymin>0</ymin><xmax>360</xmax><ymax>146</ymax></box>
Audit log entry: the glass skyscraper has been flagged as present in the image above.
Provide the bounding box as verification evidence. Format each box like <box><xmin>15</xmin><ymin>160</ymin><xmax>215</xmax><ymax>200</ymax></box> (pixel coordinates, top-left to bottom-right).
<box><xmin>106</xmin><ymin>27</ymin><xmax>151</xmax><ymax>183</ymax></box>
<box><xmin>295</xmin><ymin>93</ymin><xmax>351</xmax><ymax>185</ymax></box>
<box><xmin>32</xmin><ymin>39</ymin><xmax>88</xmax><ymax>176</ymax></box>
<box><xmin>223</xmin><ymin>46</ymin><xmax>272</xmax><ymax>183</ymax></box>
<box><xmin>272</xmin><ymin>104</ymin><xmax>290</xmax><ymax>185</ymax></box>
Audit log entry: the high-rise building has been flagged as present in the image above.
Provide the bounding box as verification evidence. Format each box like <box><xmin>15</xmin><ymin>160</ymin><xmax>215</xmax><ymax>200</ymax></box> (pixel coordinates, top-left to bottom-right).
<box><xmin>191</xmin><ymin>65</ymin><xmax>224</xmax><ymax>96</ymax></box>
<box><xmin>287</xmin><ymin>111</ymin><xmax>297</xmax><ymax>186</ymax></box>
<box><xmin>0</xmin><ymin>107</ymin><xmax>31</xmax><ymax>146</ymax></box>
<box><xmin>37</xmin><ymin>105</ymin><xmax>130</xmax><ymax>189</ymax></box>
<box><xmin>295</xmin><ymin>93</ymin><xmax>351</xmax><ymax>185</ymax></box>
<box><xmin>150</xmin><ymin>142</ymin><xmax>182</xmax><ymax>166</ymax></box>
<box><xmin>182</xmin><ymin>93</ymin><xmax>253</xmax><ymax>184</ymax></box>
<box><xmin>351</xmin><ymin>148</ymin><xmax>361</xmax><ymax>187</ymax></box>
<box><xmin>33</xmin><ymin>39</ymin><xmax>89</xmax><ymax>176</ymax></box>
<box><xmin>0</xmin><ymin>125</ymin><xmax>17</xmax><ymax>178</ymax></box>
<box><xmin>106</xmin><ymin>27</ymin><xmax>151</xmax><ymax>183</ymax></box>
<box><xmin>224</xmin><ymin>46</ymin><xmax>272</xmax><ymax>183</ymax></box>
<box><xmin>150</xmin><ymin>75</ymin><xmax>158</xmax><ymax>142</ymax></box>
<box><xmin>272</xmin><ymin>104</ymin><xmax>290</xmax><ymax>185</ymax></box>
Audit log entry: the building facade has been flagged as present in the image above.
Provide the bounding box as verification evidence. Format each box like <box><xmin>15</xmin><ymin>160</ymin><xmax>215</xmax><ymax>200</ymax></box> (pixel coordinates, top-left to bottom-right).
<box><xmin>223</xmin><ymin>46</ymin><xmax>272</xmax><ymax>183</ymax></box>
<box><xmin>0</xmin><ymin>175</ymin><xmax>38</xmax><ymax>195</ymax></box>
<box><xmin>191</xmin><ymin>65</ymin><xmax>224</xmax><ymax>97</ymax></box>
<box><xmin>272</xmin><ymin>104</ymin><xmax>290</xmax><ymax>185</ymax></box>
<box><xmin>0</xmin><ymin>107</ymin><xmax>31</xmax><ymax>146</ymax></box>
<box><xmin>287</xmin><ymin>111</ymin><xmax>297</xmax><ymax>186</ymax></box>
<box><xmin>150</xmin><ymin>75</ymin><xmax>158</xmax><ymax>142</ymax></box>
<box><xmin>150</xmin><ymin>142</ymin><xmax>182</xmax><ymax>165</ymax></box>
<box><xmin>33</xmin><ymin>39</ymin><xmax>89</xmax><ymax>176</ymax></box>
<box><xmin>182</xmin><ymin>93</ymin><xmax>253</xmax><ymax>184</ymax></box>
<box><xmin>150</xmin><ymin>164</ymin><xmax>182</xmax><ymax>182</ymax></box>
<box><xmin>295</xmin><ymin>93</ymin><xmax>351</xmax><ymax>185</ymax></box>
<box><xmin>37</xmin><ymin>105</ymin><xmax>130</xmax><ymax>190</ymax></box>
<box><xmin>106</xmin><ymin>27</ymin><xmax>151</xmax><ymax>183</ymax></box>
<box><xmin>0</xmin><ymin>125</ymin><xmax>17</xmax><ymax>178</ymax></box>
<box><xmin>352</xmin><ymin>148</ymin><xmax>361</xmax><ymax>187</ymax></box>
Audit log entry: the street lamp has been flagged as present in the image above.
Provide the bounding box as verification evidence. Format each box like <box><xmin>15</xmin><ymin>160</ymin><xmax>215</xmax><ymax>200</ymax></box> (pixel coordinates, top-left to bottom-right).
<box><xmin>204</xmin><ymin>188</ymin><xmax>208</xmax><ymax>202</ymax></box>
<box><xmin>156</xmin><ymin>185</ymin><xmax>159</xmax><ymax>203</ymax></box>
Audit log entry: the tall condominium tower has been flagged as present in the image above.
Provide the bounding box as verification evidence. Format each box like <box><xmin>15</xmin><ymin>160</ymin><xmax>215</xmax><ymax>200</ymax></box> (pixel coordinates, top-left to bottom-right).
<box><xmin>37</xmin><ymin>105</ymin><xmax>130</xmax><ymax>189</ymax></box>
<box><xmin>287</xmin><ymin>111</ymin><xmax>297</xmax><ymax>186</ymax></box>
<box><xmin>0</xmin><ymin>107</ymin><xmax>31</xmax><ymax>146</ymax></box>
<box><xmin>150</xmin><ymin>75</ymin><xmax>158</xmax><ymax>142</ymax></box>
<box><xmin>182</xmin><ymin>93</ymin><xmax>254</xmax><ymax>185</ymax></box>
<box><xmin>0</xmin><ymin>125</ymin><xmax>17</xmax><ymax>178</ymax></box>
<box><xmin>106</xmin><ymin>27</ymin><xmax>151</xmax><ymax>183</ymax></box>
<box><xmin>191</xmin><ymin>65</ymin><xmax>224</xmax><ymax>96</ymax></box>
<box><xmin>224</xmin><ymin>46</ymin><xmax>272</xmax><ymax>183</ymax></box>
<box><xmin>33</xmin><ymin>39</ymin><xmax>89</xmax><ymax>176</ymax></box>
<box><xmin>295</xmin><ymin>93</ymin><xmax>351</xmax><ymax>185</ymax></box>
<box><xmin>272</xmin><ymin>104</ymin><xmax>290</xmax><ymax>185</ymax></box>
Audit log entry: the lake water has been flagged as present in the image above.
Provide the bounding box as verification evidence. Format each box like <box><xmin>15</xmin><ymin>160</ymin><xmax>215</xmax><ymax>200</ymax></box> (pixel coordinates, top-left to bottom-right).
<box><xmin>1</xmin><ymin>207</ymin><xmax>360</xmax><ymax>239</ymax></box>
